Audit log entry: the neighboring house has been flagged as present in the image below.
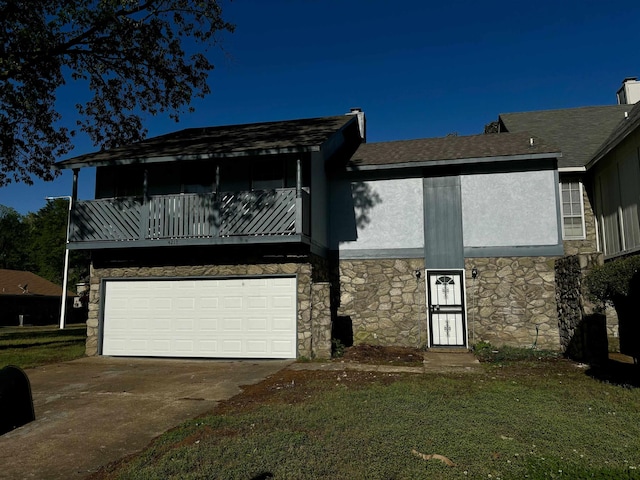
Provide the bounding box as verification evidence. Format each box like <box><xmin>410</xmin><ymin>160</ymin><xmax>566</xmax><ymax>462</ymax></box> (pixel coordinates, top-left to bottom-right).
<box><xmin>588</xmin><ymin>98</ymin><xmax>640</xmax><ymax>259</ymax></box>
<box><xmin>494</xmin><ymin>77</ymin><xmax>640</xmax><ymax>260</ymax></box>
<box><xmin>0</xmin><ymin>269</ymin><xmax>71</xmax><ymax>326</ymax></box>
<box><xmin>491</xmin><ymin>77</ymin><xmax>640</xmax><ymax>344</ymax></box>
<box><xmin>57</xmin><ymin>109</ymin><xmax>566</xmax><ymax>358</ymax></box>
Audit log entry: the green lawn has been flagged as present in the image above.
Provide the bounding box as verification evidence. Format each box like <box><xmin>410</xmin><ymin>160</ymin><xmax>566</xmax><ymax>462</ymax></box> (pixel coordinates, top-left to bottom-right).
<box><xmin>94</xmin><ymin>359</ymin><xmax>640</xmax><ymax>480</ymax></box>
<box><xmin>0</xmin><ymin>324</ymin><xmax>86</xmax><ymax>369</ymax></box>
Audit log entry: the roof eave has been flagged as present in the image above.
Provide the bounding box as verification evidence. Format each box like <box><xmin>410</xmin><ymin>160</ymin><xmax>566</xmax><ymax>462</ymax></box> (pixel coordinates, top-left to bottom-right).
<box><xmin>586</xmin><ymin>116</ymin><xmax>640</xmax><ymax>169</ymax></box>
<box><xmin>55</xmin><ymin>145</ymin><xmax>322</xmax><ymax>170</ymax></box>
<box><xmin>558</xmin><ymin>166</ymin><xmax>586</xmax><ymax>173</ymax></box>
<box><xmin>346</xmin><ymin>151</ymin><xmax>561</xmax><ymax>172</ymax></box>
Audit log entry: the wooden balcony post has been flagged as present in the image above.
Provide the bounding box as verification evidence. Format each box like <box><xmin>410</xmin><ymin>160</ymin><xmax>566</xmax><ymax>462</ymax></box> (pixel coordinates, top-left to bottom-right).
<box><xmin>296</xmin><ymin>158</ymin><xmax>302</xmax><ymax>199</ymax></box>
<box><xmin>140</xmin><ymin>168</ymin><xmax>149</xmax><ymax>240</ymax></box>
<box><xmin>71</xmin><ymin>169</ymin><xmax>79</xmax><ymax>203</ymax></box>
<box><xmin>69</xmin><ymin>169</ymin><xmax>79</xmax><ymax>239</ymax></box>
<box><xmin>215</xmin><ymin>165</ymin><xmax>220</xmax><ymax>199</ymax></box>
<box><xmin>143</xmin><ymin>168</ymin><xmax>149</xmax><ymax>200</ymax></box>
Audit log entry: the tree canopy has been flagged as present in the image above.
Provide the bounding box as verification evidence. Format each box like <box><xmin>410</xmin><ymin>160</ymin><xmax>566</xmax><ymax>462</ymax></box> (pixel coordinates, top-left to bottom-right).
<box><xmin>0</xmin><ymin>205</ymin><xmax>29</xmax><ymax>269</ymax></box>
<box><xmin>0</xmin><ymin>0</ymin><xmax>234</xmax><ymax>185</ymax></box>
<box><xmin>0</xmin><ymin>201</ymin><xmax>89</xmax><ymax>287</ymax></box>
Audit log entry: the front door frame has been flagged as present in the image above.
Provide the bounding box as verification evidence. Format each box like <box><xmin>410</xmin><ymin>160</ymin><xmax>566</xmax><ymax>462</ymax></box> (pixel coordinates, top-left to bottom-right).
<box><xmin>426</xmin><ymin>269</ymin><xmax>468</xmax><ymax>348</ymax></box>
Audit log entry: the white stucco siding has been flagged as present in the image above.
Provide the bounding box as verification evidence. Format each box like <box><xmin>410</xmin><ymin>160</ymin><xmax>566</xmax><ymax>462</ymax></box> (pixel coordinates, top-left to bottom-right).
<box><xmin>461</xmin><ymin>170</ymin><xmax>559</xmax><ymax>247</ymax></box>
<box><xmin>329</xmin><ymin>178</ymin><xmax>424</xmax><ymax>251</ymax></box>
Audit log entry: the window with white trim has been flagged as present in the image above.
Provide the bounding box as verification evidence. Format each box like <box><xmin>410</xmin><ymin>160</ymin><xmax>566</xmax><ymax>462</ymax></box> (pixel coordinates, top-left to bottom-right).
<box><xmin>560</xmin><ymin>181</ymin><xmax>585</xmax><ymax>239</ymax></box>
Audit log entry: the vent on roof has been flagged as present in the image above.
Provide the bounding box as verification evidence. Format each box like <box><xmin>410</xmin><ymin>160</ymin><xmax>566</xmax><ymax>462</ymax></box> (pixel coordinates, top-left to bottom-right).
<box><xmin>617</xmin><ymin>77</ymin><xmax>640</xmax><ymax>105</ymax></box>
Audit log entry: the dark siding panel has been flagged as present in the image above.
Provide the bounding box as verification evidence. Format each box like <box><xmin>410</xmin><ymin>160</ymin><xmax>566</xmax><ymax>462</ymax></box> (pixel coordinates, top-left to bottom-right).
<box><xmin>423</xmin><ymin>176</ymin><xmax>464</xmax><ymax>269</ymax></box>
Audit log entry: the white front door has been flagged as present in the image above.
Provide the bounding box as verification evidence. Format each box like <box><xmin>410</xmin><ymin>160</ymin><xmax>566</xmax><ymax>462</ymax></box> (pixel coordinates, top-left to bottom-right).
<box><xmin>427</xmin><ymin>270</ymin><xmax>467</xmax><ymax>347</ymax></box>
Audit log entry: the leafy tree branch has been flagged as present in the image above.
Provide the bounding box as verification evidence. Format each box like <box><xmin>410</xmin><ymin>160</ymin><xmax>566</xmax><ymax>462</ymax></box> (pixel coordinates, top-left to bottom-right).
<box><xmin>0</xmin><ymin>0</ymin><xmax>234</xmax><ymax>185</ymax></box>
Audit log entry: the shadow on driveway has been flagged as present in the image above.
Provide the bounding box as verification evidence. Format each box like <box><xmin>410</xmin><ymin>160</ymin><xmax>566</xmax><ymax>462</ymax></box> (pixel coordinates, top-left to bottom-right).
<box><xmin>0</xmin><ymin>357</ymin><xmax>292</xmax><ymax>479</ymax></box>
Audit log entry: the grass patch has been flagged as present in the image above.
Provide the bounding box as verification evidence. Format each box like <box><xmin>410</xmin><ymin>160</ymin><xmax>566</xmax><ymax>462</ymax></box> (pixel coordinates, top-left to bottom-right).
<box><xmin>473</xmin><ymin>341</ymin><xmax>561</xmax><ymax>364</ymax></box>
<box><xmin>92</xmin><ymin>361</ymin><xmax>640</xmax><ymax>480</ymax></box>
<box><xmin>0</xmin><ymin>324</ymin><xmax>86</xmax><ymax>369</ymax></box>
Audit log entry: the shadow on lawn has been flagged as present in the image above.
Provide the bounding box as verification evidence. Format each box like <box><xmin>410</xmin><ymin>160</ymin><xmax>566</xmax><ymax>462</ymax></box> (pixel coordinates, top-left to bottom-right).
<box><xmin>0</xmin><ymin>340</ymin><xmax>82</xmax><ymax>351</ymax></box>
<box><xmin>0</xmin><ymin>327</ymin><xmax>85</xmax><ymax>342</ymax></box>
<box><xmin>586</xmin><ymin>358</ymin><xmax>640</xmax><ymax>388</ymax></box>
<box><xmin>250</xmin><ymin>472</ymin><xmax>273</xmax><ymax>480</ymax></box>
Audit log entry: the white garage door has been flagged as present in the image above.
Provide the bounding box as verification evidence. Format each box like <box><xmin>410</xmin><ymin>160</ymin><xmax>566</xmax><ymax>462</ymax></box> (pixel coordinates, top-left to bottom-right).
<box><xmin>102</xmin><ymin>277</ymin><xmax>297</xmax><ymax>359</ymax></box>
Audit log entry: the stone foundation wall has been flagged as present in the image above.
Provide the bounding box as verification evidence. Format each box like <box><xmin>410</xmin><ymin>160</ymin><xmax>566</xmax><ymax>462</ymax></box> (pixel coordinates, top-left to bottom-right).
<box><xmin>311</xmin><ymin>282</ymin><xmax>332</xmax><ymax>357</ymax></box>
<box><xmin>464</xmin><ymin>256</ymin><xmax>560</xmax><ymax>350</ymax></box>
<box><xmin>87</xmin><ymin>257</ymin><xmax>332</xmax><ymax>359</ymax></box>
<box><xmin>336</xmin><ymin>258</ymin><xmax>427</xmax><ymax>348</ymax></box>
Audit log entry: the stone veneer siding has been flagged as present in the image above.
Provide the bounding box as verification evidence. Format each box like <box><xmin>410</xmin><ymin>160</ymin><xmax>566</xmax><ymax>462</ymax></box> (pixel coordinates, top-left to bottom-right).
<box><xmin>464</xmin><ymin>256</ymin><xmax>560</xmax><ymax>350</ymax></box>
<box><xmin>555</xmin><ymin>253</ymin><xmax>609</xmax><ymax>361</ymax></box>
<box><xmin>86</xmin><ymin>258</ymin><xmax>332</xmax><ymax>359</ymax></box>
<box><xmin>336</xmin><ymin>258</ymin><xmax>427</xmax><ymax>348</ymax></box>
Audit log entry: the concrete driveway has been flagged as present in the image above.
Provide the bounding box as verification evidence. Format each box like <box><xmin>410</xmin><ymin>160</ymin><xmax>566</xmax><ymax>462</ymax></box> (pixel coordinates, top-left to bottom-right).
<box><xmin>0</xmin><ymin>357</ymin><xmax>292</xmax><ymax>480</ymax></box>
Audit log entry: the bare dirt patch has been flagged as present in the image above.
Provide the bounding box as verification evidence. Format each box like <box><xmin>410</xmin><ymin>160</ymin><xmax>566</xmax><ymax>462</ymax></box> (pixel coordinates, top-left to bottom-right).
<box><xmin>209</xmin><ymin>345</ymin><xmax>424</xmax><ymax>417</ymax></box>
<box><xmin>338</xmin><ymin>344</ymin><xmax>424</xmax><ymax>366</ymax></box>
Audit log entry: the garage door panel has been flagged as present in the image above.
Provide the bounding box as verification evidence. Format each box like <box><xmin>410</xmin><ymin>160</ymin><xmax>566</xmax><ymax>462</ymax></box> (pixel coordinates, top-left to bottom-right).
<box><xmin>247</xmin><ymin>318</ymin><xmax>267</xmax><ymax>331</ymax></box>
<box><xmin>175</xmin><ymin>318</ymin><xmax>195</xmax><ymax>331</ymax></box>
<box><xmin>103</xmin><ymin>277</ymin><xmax>297</xmax><ymax>358</ymax></box>
<box><xmin>223</xmin><ymin>296</ymin><xmax>243</xmax><ymax>309</ymax></box>
<box><xmin>272</xmin><ymin>296</ymin><xmax>294</xmax><ymax>308</ymax></box>
<box><xmin>198</xmin><ymin>340</ymin><xmax>218</xmax><ymax>352</ymax></box>
<box><xmin>272</xmin><ymin>340</ymin><xmax>295</xmax><ymax>354</ymax></box>
<box><xmin>199</xmin><ymin>318</ymin><xmax>219</xmax><ymax>331</ymax></box>
<box><xmin>222</xmin><ymin>317</ymin><xmax>242</xmax><ymax>331</ymax></box>
<box><xmin>247</xmin><ymin>340</ymin><xmax>267</xmax><ymax>353</ymax></box>
<box><xmin>222</xmin><ymin>339</ymin><xmax>242</xmax><ymax>354</ymax></box>
<box><xmin>151</xmin><ymin>340</ymin><xmax>171</xmax><ymax>352</ymax></box>
<box><xmin>248</xmin><ymin>296</ymin><xmax>268</xmax><ymax>309</ymax></box>
<box><xmin>200</xmin><ymin>297</ymin><xmax>219</xmax><ymax>309</ymax></box>
<box><xmin>272</xmin><ymin>316</ymin><xmax>293</xmax><ymax>331</ymax></box>
<box><xmin>174</xmin><ymin>340</ymin><xmax>195</xmax><ymax>352</ymax></box>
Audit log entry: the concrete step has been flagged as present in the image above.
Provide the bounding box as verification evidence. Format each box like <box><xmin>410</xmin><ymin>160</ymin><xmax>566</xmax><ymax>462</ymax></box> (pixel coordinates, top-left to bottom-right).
<box><xmin>423</xmin><ymin>351</ymin><xmax>480</xmax><ymax>372</ymax></box>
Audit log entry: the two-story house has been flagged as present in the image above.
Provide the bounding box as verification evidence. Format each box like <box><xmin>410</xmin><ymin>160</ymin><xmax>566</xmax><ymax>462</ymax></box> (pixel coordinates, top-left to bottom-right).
<box><xmin>58</xmin><ymin>109</ymin><xmax>566</xmax><ymax>359</ymax></box>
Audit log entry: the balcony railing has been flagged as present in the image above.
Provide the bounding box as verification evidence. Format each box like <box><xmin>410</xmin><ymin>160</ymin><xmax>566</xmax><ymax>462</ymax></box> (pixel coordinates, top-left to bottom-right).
<box><xmin>69</xmin><ymin>188</ymin><xmax>309</xmax><ymax>247</ymax></box>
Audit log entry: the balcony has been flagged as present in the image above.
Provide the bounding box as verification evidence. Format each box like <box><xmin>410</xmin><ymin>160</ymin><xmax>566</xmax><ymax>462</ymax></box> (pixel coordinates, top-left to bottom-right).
<box><xmin>68</xmin><ymin>188</ymin><xmax>310</xmax><ymax>249</ymax></box>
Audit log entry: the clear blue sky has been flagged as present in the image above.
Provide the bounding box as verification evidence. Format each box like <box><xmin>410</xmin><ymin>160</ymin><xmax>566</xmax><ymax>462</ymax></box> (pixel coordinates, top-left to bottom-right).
<box><xmin>2</xmin><ymin>0</ymin><xmax>639</xmax><ymax>214</ymax></box>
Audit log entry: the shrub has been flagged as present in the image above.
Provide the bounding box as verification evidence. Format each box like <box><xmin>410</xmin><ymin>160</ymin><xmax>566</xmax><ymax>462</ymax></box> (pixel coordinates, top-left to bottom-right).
<box><xmin>585</xmin><ymin>255</ymin><xmax>640</xmax><ymax>360</ymax></box>
<box><xmin>331</xmin><ymin>338</ymin><xmax>345</xmax><ymax>358</ymax></box>
<box><xmin>584</xmin><ymin>255</ymin><xmax>640</xmax><ymax>307</ymax></box>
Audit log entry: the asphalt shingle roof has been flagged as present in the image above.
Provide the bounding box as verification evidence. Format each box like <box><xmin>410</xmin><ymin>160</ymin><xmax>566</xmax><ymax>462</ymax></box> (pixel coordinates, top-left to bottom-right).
<box><xmin>348</xmin><ymin>132</ymin><xmax>559</xmax><ymax>168</ymax></box>
<box><xmin>499</xmin><ymin>105</ymin><xmax>630</xmax><ymax>168</ymax></box>
<box><xmin>0</xmin><ymin>269</ymin><xmax>66</xmax><ymax>297</ymax></box>
<box><xmin>57</xmin><ymin>115</ymin><xmax>356</xmax><ymax>168</ymax></box>
<box><xmin>590</xmin><ymin>101</ymin><xmax>640</xmax><ymax>167</ymax></box>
